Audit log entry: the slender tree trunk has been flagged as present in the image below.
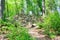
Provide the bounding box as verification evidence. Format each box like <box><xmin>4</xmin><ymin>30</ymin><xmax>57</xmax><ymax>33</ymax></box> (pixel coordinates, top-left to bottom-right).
<box><xmin>1</xmin><ymin>0</ymin><xmax>5</xmax><ymax>19</ymax></box>
<box><xmin>0</xmin><ymin>0</ymin><xmax>1</xmax><ymax>18</ymax></box>
<box><xmin>42</xmin><ymin>0</ymin><xmax>45</xmax><ymax>17</ymax></box>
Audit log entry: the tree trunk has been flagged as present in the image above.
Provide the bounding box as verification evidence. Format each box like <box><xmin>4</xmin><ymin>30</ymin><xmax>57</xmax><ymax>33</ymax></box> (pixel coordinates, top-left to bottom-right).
<box><xmin>1</xmin><ymin>0</ymin><xmax>5</xmax><ymax>19</ymax></box>
<box><xmin>42</xmin><ymin>0</ymin><xmax>45</xmax><ymax>17</ymax></box>
<box><xmin>0</xmin><ymin>0</ymin><xmax>1</xmax><ymax>18</ymax></box>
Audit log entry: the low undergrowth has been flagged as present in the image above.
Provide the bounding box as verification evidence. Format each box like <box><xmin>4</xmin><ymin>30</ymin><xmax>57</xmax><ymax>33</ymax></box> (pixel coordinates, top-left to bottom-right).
<box><xmin>36</xmin><ymin>11</ymin><xmax>60</xmax><ymax>38</ymax></box>
<box><xmin>0</xmin><ymin>19</ymin><xmax>35</xmax><ymax>40</ymax></box>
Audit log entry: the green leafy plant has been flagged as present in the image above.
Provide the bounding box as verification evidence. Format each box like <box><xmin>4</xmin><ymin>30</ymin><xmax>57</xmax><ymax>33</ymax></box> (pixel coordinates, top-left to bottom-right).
<box><xmin>0</xmin><ymin>19</ymin><xmax>35</xmax><ymax>40</ymax></box>
<box><xmin>7</xmin><ymin>27</ymin><xmax>35</xmax><ymax>40</ymax></box>
<box><xmin>43</xmin><ymin>11</ymin><xmax>60</xmax><ymax>38</ymax></box>
<box><xmin>36</xmin><ymin>22</ymin><xmax>43</xmax><ymax>29</ymax></box>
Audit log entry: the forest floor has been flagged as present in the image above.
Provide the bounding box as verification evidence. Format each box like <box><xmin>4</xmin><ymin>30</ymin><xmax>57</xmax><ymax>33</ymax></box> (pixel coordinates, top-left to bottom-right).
<box><xmin>0</xmin><ymin>24</ymin><xmax>60</xmax><ymax>40</ymax></box>
<box><xmin>28</xmin><ymin>27</ymin><xmax>60</xmax><ymax>40</ymax></box>
<box><xmin>26</xmin><ymin>23</ymin><xmax>60</xmax><ymax>40</ymax></box>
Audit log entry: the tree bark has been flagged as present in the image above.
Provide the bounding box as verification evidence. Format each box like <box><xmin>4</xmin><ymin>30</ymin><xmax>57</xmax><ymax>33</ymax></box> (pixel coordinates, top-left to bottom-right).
<box><xmin>42</xmin><ymin>0</ymin><xmax>45</xmax><ymax>16</ymax></box>
<box><xmin>1</xmin><ymin>0</ymin><xmax>5</xmax><ymax>19</ymax></box>
<box><xmin>0</xmin><ymin>0</ymin><xmax>1</xmax><ymax>18</ymax></box>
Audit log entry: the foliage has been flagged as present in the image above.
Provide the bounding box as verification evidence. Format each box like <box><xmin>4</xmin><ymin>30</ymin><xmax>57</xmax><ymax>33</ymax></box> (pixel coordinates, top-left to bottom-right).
<box><xmin>45</xmin><ymin>0</ymin><xmax>57</xmax><ymax>15</ymax></box>
<box><xmin>36</xmin><ymin>22</ymin><xmax>43</xmax><ymax>29</ymax></box>
<box><xmin>1</xmin><ymin>0</ymin><xmax>60</xmax><ymax>39</ymax></box>
<box><xmin>7</xmin><ymin>27</ymin><xmax>35</xmax><ymax>40</ymax></box>
<box><xmin>45</xmin><ymin>0</ymin><xmax>57</xmax><ymax>10</ymax></box>
<box><xmin>43</xmin><ymin>11</ymin><xmax>60</xmax><ymax>38</ymax></box>
<box><xmin>0</xmin><ymin>19</ymin><xmax>35</xmax><ymax>40</ymax></box>
<box><xmin>4</xmin><ymin>0</ymin><xmax>42</xmax><ymax>20</ymax></box>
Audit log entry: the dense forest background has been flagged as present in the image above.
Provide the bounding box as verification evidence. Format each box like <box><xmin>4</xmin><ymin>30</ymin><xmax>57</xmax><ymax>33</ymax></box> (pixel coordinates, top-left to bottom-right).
<box><xmin>3</xmin><ymin>0</ymin><xmax>60</xmax><ymax>18</ymax></box>
<box><xmin>1</xmin><ymin>0</ymin><xmax>60</xmax><ymax>25</ymax></box>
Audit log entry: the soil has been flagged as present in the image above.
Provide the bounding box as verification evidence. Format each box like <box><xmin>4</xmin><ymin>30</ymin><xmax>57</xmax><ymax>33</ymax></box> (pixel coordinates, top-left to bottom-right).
<box><xmin>0</xmin><ymin>25</ymin><xmax>60</xmax><ymax>40</ymax></box>
<box><xmin>28</xmin><ymin>27</ymin><xmax>60</xmax><ymax>40</ymax></box>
